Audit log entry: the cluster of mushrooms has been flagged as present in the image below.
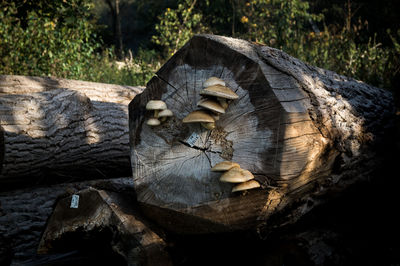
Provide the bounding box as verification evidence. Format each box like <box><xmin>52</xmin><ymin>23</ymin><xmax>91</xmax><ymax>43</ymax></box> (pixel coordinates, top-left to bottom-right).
<box><xmin>144</xmin><ymin>79</ymin><xmax>260</xmax><ymax>194</ymax></box>
<box><xmin>145</xmin><ymin>100</ymin><xmax>173</xmax><ymax>126</ymax></box>
<box><xmin>182</xmin><ymin>77</ymin><xmax>239</xmax><ymax>130</ymax></box>
<box><xmin>211</xmin><ymin>161</ymin><xmax>260</xmax><ymax>193</ymax></box>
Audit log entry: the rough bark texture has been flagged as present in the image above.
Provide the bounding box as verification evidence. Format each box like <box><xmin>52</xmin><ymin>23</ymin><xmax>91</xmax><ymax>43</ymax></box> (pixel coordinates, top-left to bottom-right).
<box><xmin>129</xmin><ymin>34</ymin><xmax>395</xmax><ymax>234</ymax></box>
<box><xmin>0</xmin><ymin>177</ymin><xmax>134</xmax><ymax>264</ymax></box>
<box><xmin>38</xmin><ymin>187</ymin><xmax>172</xmax><ymax>266</ymax></box>
<box><xmin>0</xmin><ymin>75</ymin><xmax>143</xmax><ymax>189</ymax></box>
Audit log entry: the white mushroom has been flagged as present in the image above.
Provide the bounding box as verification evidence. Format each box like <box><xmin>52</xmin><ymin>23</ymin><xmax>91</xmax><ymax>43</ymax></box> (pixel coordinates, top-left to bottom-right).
<box><xmin>199</xmin><ymin>85</ymin><xmax>238</xmax><ymax>110</ymax></box>
<box><xmin>232</xmin><ymin>180</ymin><xmax>261</xmax><ymax>192</ymax></box>
<box><xmin>203</xmin><ymin>77</ymin><xmax>226</xmax><ymax>87</ymax></box>
<box><xmin>146</xmin><ymin>100</ymin><xmax>167</xmax><ymax>118</ymax></box>
<box><xmin>197</xmin><ymin>99</ymin><xmax>225</xmax><ymax>114</ymax></box>
<box><xmin>211</xmin><ymin>161</ymin><xmax>240</xmax><ymax>172</ymax></box>
<box><xmin>146</xmin><ymin>118</ymin><xmax>161</xmax><ymax>126</ymax></box>
<box><xmin>158</xmin><ymin>109</ymin><xmax>173</xmax><ymax>122</ymax></box>
<box><xmin>219</xmin><ymin>168</ymin><xmax>254</xmax><ymax>183</ymax></box>
<box><xmin>182</xmin><ymin>110</ymin><xmax>215</xmax><ymax>130</ymax></box>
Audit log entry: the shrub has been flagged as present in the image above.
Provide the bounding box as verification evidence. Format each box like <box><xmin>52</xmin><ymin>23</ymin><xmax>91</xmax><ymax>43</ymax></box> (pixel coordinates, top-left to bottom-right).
<box><xmin>0</xmin><ymin>1</ymin><xmax>100</xmax><ymax>80</ymax></box>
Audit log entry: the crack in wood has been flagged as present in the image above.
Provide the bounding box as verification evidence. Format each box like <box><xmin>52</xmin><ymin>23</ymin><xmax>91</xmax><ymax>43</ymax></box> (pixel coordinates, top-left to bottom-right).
<box><xmin>178</xmin><ymin>140</ymin><xmax>221</xmax><ymax>155</ymax></box>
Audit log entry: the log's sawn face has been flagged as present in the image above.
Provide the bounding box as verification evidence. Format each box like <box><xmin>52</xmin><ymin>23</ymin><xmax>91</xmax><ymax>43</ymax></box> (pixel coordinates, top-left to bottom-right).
<box><xmin>129</xmin><ymin>35</ymin><xmax>333</xmax><ymax>233</ymax></box>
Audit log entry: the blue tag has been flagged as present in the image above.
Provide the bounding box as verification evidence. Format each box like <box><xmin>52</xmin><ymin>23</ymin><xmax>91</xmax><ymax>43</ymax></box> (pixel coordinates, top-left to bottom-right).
<box><xmin>70</xmin><ymin>194</ymin><xmax>79</xmax><ymax>209</ymax></box>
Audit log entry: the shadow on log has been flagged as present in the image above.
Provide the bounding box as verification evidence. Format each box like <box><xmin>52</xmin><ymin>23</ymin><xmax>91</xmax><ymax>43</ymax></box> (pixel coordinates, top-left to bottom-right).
<box><xmin>129</xmin><ymin>34</ymin><xmax>395</xmax><ymax>234</ymax></box>
<box><xmin>0</xmin><ymin>75</ymin><xmax>143</xmax><ymax>191</ymax></box>
<box><xmin>0</xmin><ymin>125</ymin><xmax>3</xmax><ymax>174</ymax></box>
<box><xmin>38</xmin><ymin>187</ymin><xmax>172</xmax><ymax>266</ymax></box>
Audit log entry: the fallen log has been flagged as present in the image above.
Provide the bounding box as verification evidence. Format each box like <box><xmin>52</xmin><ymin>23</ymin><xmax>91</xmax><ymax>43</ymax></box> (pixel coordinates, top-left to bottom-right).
<box><xmin>129</xmin><ymin>34</ymin><xmax>395</xmax><ymax>234</ymax></box>
<box><xmin>0</xmin><ymin>177</ymin><xmax>134</xmax><ymax>263</ymax></box>
<box><xmin>38</xmin><ymin>187</ymin><xmax>172</xmax><ymax>266</ymax></box>
<box><xmin>0</xmin><ymin>75</ymin><xmax>143</xmax><ymax>189</ymax></box>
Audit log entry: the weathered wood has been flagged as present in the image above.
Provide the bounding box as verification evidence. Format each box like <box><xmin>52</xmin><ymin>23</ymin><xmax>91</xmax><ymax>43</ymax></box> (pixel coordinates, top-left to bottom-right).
<box><xmin>129</xmin><ymin>34</ymin><xmax>395</xmax><ymax>234</ymax></box>
<box><xmin>38</xmin><ymin>187</ymin><xmax>172</xmax><ymax>266</ymax></box>
<box><xmin>0</xmin><ymin>177</ymin><xmax>134</xmax><ymax>263</ymax></box>
<box><xmin>0</xmin><ymin>75</ymin><xmax>143</xmax><ymax>188</ymax></box>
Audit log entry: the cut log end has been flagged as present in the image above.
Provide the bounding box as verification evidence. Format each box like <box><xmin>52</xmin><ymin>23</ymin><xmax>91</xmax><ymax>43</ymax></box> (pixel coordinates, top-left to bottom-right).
<box><xmin>128</xmin><ymin>35</ymin><xmax>346</xmax><ymax>233</ymax></box>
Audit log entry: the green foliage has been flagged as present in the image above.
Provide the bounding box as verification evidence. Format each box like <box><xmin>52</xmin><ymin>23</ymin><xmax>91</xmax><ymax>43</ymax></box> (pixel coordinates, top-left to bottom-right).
<box><xmin>239</xmin><ymin>0</ymin><xmax>323</xmax><ymax>51</ymax></box>
<box><xmin>88</xmin><ymin>48</ymin><xmax>161</xmax><ymax>86</ymax></box>
<box><xmin>152</xmin><ymin>0</ymin><xmax>206</xmax><ymax>57</ymax></box>
<box><xmin>233</xmin><ymin>0</ymin><xmax>398</xmax><ymax>89</ymax></box>
<box><xmin>0</xmin><ymin>0</ymin><xmax>399</xmax><ymax>90</ymax></box>
<box><xmin>0</xmin><ymin>1</ymin><xmax>100</xmax><ymax>80</ymax></box>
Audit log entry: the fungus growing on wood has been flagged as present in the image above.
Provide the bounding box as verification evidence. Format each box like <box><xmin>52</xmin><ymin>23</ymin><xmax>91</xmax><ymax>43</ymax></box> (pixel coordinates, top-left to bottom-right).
<box><xmin>219</xmin><ymin>167</ymin><xmax>254</xmax><ymax>183</ymax></box>
<box><xmin>197</xmin><ymin>99</ymin><xmax>225</xmax><ymax>114</ymax></box>
<box><xmin>232</xmin><ymin>180</ymin><xmax>261</xmax><ymax>192</ymax></box>
<box><xmin>211</xmin><ymin>161</ymin><xmax>240</xmax><ymax>171</ymax></box>
<box><xmin>146</xmin><ymin>100</ymin><xmax>167</xmax><ymax>118</ymax></box>
<box><xmin>203</xmin><ymin>76</ymin><xmax>226</xmax><ymax>87</ymax></box>
<box><xmin>200</xmin><ymin>84</ymin><xmax>238</xmax><ymax>109</ymax></box>
<box><xmin>146</xmin><ymin>118</ymin><xmax>161</xmax><ymax>126</ymax></box>
<box><xmin>182</xmin><ymin>110</ymin><xmax>215</xmax><ymax>130</ymax></box>
<box><xmin>158</xmin><ymin>109</ymin><xmax>173</xmax><ymax>122</ymax></box>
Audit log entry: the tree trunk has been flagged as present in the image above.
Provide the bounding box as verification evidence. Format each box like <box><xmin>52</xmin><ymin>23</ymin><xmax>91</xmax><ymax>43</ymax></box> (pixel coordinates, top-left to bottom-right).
<box><xmin>105</xmin><ymin>0</ymin><xmax>124</xmax><ymax>59</ymax></box>
<box><xmin>0</xmin><ymin>75</ymin><xmax>143</xmax><ymax>189</ymax></box>
<box><xmin>38</xmin><ymin>187</ymin><xmax>172</xmax><ymax>266</ymax></box>
<box><xmin>128</xmin><ymin>34</ymin><xmax>395</xmax><ymax>234</ymax></box>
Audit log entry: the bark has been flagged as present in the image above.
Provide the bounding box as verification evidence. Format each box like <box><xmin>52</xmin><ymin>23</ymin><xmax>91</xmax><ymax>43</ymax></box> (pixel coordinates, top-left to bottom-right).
<box><xmin>0</xmin><ymin>75</ymin><xmax>143</xmax><ymax>189</ymax></box>
<box><xmin>38</xmin><ymin>188</ymin><xmax>172</xmax><ymax>266</ymax></box>
<box><xmin>128</xmin><ymin>34</ymin><xmax>395</xmax><ymax>234</ymax></box>
<box><xmin>0</xmin><ymin>177</ymin><xmax>134</xmax><ymax>263</ymax></box>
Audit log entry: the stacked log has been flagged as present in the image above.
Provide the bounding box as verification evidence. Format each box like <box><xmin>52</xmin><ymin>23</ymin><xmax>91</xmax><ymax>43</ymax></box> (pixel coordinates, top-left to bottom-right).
<box><xmin>0</xmin><ymin>35</ymin><xmax>395</xmax><ymax>264</ymax></box>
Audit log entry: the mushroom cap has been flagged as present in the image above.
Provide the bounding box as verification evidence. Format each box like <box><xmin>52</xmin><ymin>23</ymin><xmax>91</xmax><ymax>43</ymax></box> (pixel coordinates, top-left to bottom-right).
<box><xmin>211</xmin><ymin>161</ymin><xmax>240</xmax><ymax>172</ymax></box>
<box><xmin>201</xmin><ymin>122</ymin><xmax>215</xmax><ymax>130</ymax></box>
<box><xmin>232</xmin><ymin>180</ymin><xmax>261</xmax><ymax>192</ymax></box>
<box><xmin>182</xmin><ymin>110</ymin><xmax>215</xmax><ymax>123</ymax></box>
<box><xmin>197</xmin><ymin>99</ymin><xmax>225</xmax><ymax>114</ymax></box>
<box><xmin>199</xmin><ymin>85</ymin><xmax>239</xmax><ymax>100</ymax></box>
<box><xmin>146</xmin><ymin>100</ymin><xmax>167</xmax><ymax>110</ymax></box>
<box><xmin>158</xmin><ymin>109</ymin><xmax>173</xmax><ymax>117</ymax></box>
<box><xmin>219</xmin><ymin>168</ymin><xmax>254</xmax><ymax>183</ymax></box>
<box><xmin>203</xmin><ymin>77</ymin><xmax>226</xmax><ymax>87</ymax></box>
<box><xmin>146</xmin><ymin>118</ymin><xmax>161</xmax><ymax>126</ymax></box>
